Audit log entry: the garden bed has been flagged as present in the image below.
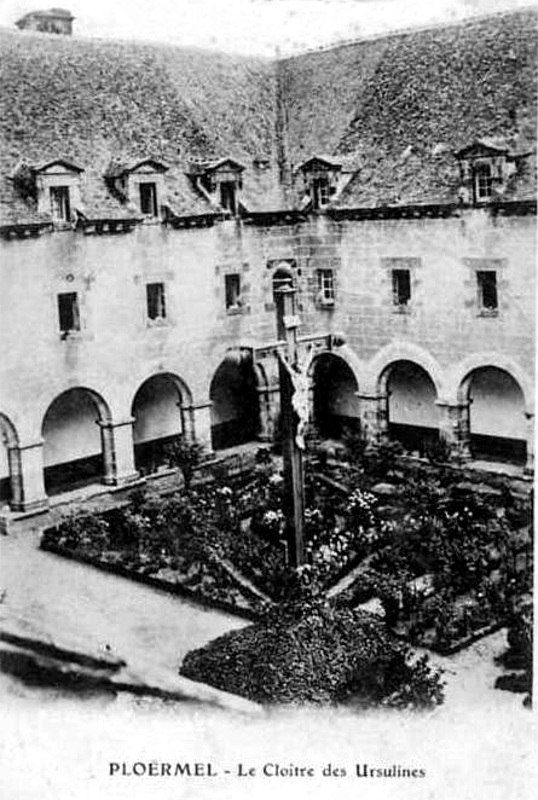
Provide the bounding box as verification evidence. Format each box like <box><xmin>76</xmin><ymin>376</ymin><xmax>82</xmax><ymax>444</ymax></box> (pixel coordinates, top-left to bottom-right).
<box><xmin>41</xmin><ymin>440</ymin><xmax>533</xmax><ymax>656</ymax></box>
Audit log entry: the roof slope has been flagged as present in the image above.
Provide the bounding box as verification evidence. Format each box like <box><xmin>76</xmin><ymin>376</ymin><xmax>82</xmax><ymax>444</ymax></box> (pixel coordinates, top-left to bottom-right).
<box><xmin>0</xmin><ymin>29</ymin><xmax>280</xmax><ymax>223</ymax></box>
<box><xmin>282</xmin><ymin>8</ymin><xmax>537</xmax><ymax>206</ymax></box>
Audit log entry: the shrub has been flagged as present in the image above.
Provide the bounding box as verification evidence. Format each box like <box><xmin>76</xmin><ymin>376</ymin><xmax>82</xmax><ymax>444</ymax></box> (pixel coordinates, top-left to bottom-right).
<box><xmin>180</xmin><ymin>596</ymin><xmax>444</xmax><ymax>708</ymax></box>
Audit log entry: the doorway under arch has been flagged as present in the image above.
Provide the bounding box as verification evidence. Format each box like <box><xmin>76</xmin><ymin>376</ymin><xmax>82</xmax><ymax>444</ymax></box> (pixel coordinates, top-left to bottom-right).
<box><xmin>0</xmin><ymin>414</ymin><xmax>18</xmax><ymax>506</ymax></box>
<box><xmin>131</xmin><ymin>373</ymin><xmax>190</xmax><ymax>474</ymax></box>
<box><xmin>210</xmin><ymin>352</ymin><xmax>260</xmax><ymax>450</ymax></box>
<box><xmin>42</xmin><ymin>388</ymin><xmax>110</xmax><ymax>495</ymax></box>
<box><xmin>462</xmin><ymin>366</ymin><xmax>527</xmax><ymax>464</ymax></box>
<box><xmin>381</xmin><ymin>360</ymin><xmax>439</xmax><ymax>454</ymax></box>
<box><xmin>311</xmin><ymin>353</ymin><xmax>360</xmax><ymax>438</ymax></box>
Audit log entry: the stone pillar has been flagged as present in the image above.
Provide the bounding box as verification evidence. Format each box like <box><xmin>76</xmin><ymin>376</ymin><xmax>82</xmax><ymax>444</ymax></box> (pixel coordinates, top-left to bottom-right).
<box><xmin>189</xmin><ymin>401</ymin><xmax>213</xmax><ymax>453</ymax></box>
<box><xmin>356</xmin><ymin>393</ymin><xmax>388</xmax><ymax>443</ymax></box>
<box><xmin>179</xmin><ymin>403</ymin><xmax>196</xmax><ymax>443</ymax></box>
<box><xmin>10</xmin><ymin>441</ymin><xmax>48</xmax><ymax>512</ymax></box>
<box><xmin>257</xmin><ymin>385</ymin><xmax>279</xmax><ymax>442</ymax></box>
<box><xmin>436</xmin><ymin>401</ymin><xmax>472</xmax><ymax>462</ymax></box>
<box><xmin>524</xmin><ymin>412</ymin><xmax>534</xmax><ymax>475</ymax></box>
<box><xmin>99</xmin><ymin>419</ymin><xmax>139</xmax><ymax>486</ymax></box>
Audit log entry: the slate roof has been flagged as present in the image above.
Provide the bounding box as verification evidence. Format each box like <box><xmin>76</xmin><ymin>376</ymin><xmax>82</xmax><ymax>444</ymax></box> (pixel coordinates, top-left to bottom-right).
<box><xmin>281</xmin><ymin>7</ymin><xmax>537</xmax><ymax>208</ymax></box>
<box><xmin>0</xmin><ymin>7</ymin><xmax>536</xmax><ymax>225</ymax></box>
<box><xmin>0</xmin><ymin>27</ymin><xmax>280</xmax><ymax>225</ymax></box>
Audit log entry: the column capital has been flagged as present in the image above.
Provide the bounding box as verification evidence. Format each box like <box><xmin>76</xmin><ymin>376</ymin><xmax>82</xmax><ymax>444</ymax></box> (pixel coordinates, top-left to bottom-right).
<box><xmin>97</xmin><ymin>417</ymin><xmax>135</xmax><ymax>429</ymax></box>
<box><xmin>182</xmin><ymin>400</ymin><xmax>213</xmax><ymax>411</ymax></box>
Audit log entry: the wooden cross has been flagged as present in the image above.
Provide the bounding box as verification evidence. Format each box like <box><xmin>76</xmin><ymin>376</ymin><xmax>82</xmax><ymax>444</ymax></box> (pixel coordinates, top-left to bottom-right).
<box><xmin>253</xmin><ymin>285</ymin><xmax>340</xmax><ymax>567</ymax></box>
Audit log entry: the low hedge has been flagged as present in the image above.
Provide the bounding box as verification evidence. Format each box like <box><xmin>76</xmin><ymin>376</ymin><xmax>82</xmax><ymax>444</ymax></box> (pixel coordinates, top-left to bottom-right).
<box><xmin>180</xmin><ymin>597</ymin><xmax>444</xmax><ymax>708</ymax></box>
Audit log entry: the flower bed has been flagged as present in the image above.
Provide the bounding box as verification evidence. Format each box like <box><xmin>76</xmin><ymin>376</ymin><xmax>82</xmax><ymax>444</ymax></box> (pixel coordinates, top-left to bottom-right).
<box><xmin>41</xmin><ymin>444</ymin><xmax>533</xmax><ymax>655</ymax></box>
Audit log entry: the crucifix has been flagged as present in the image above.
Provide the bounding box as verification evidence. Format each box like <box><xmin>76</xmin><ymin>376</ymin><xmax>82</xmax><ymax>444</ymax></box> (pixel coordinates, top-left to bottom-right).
<box><xmin>253</xmin><ymin>281</ymin><xmax>341</xmax><ymax>567</ymax></box>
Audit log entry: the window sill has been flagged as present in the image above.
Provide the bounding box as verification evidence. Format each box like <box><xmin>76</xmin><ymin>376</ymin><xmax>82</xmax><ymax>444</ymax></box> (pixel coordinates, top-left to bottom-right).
<box><xmin>392</xmin><ymin>304</ymin><xmax>411</xmax><ymax>315</ymax></box>
<box><xmin>477</xmin><ymin>309</ymin><xmax>499</xmax><ymax>318</ymax></box>
<box><xmin>59</xmin><ymin>330</ymin><xmax>84</xmax><ymax>341</ymax></box>
<box><xmin>315</xmin><ymin>300</ymin><xmax>335</xmax><ymax>310</ymax></box>
<box><xmin>146</xmin><ymin>317</ymin><xmax>169</xmax><ymax>328</ymax></box>
<box><xmin>226</xmin><ymin>305</ymin><xmax>250</xmax><ymax>316</ymax></box>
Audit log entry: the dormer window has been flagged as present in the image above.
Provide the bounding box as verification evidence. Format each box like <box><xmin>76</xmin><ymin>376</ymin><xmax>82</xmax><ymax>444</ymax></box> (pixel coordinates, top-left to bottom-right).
<box><xmin>50</xmin><ymin>185</ymin><xmax>71</xmax><ymax>222</ymax></box>
<box><xmin>187</xmin><ymin>158</ymin><xmax>245</xmax><ymax>217</ymax></box>
<box><xmin>474</xmin><ymin>163</ymin><xmax>493</xmax><ymax>201</ymax></box>
<box><xmin>105</xmin><ymin>158</ymin><xmax>168</xmax><ymax>221</ymax></box>
<box><xmin>25</xmin><ymin>159</ymin><xmax>84</xmax><ymax>227</ymax></box>
<box><xmin>296</xmin><ymin>156</ymin><xmax>341</xmax><ymax>211</ymax></box>
<box><xmin>455</xmin><ymin>139</ymin><xmax>510</xmax><ymax>206</ymax></box>
<box><xmin>220</xmin><ymin>182</ymin><xmax>237</xmax><ymax>215</ymax></box>
<box><xmin>139</xmin><ymin>182</ymin><xmax>158</xmax><ymax>216</ymax></box>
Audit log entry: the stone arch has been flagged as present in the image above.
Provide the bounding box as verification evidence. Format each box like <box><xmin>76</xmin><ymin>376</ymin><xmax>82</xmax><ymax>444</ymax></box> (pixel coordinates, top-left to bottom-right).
<box><xmin>210</xmin><ymin>349</ymin><xmax>261</xmax><ymax>450</ymax></box>
<box><xmin>0</xmin><ymin>413</ymin><xmax>19</xmax><ymax>506</ymax></box>
<box><xmin>450</xmin><ymin>353</ymin><xmax>533</xmax><ymax>412</ymax></box>
<box><xmin>378</xmin><ymin>360</ymin><xmax>440</xmax><ymax>454</ymax></box>
<box><xmin>457</xmin><ymin>364</ymin><xmax>528</xmax><ymax>465</ymax></box>
<box><xmin>309</xmin><ymin>351</ymin><xmax>360</xmax><ymax>438</ymax></box>
<box><xmin>131</xmin><ymin>372</ymin><xmax>193</xmax><ymax>474</ymax></box>
<box><xmin>41</xmin><ymin>387</ymin><xmax>112</xmax><ymax>495</ymax></box>
<box><xmin>370</xmin><ymin>342</ymin><xmax>444</xmax><ymax>397</ymax></box>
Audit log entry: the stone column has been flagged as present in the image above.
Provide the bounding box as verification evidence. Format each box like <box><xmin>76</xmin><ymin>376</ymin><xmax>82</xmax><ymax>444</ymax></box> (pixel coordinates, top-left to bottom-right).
<box><xmin>356</xmin><ymin>393</ymin><xmax>388</xmax><ymax>443</ymax></box>
<box><xmin>524</xmin><ymin>412</ymin><xmax>534</xmax><ymax>475</ymax></box>
<box><xmin>179</xmin><ymin>403</ymin><xmax>196</xmax><ymax>443</ymax></box>
<box><xmin>257</xmin><ymin>385</ymin><xmax>279</xmax><ymax>442</ymax></box>
<box><xmin>189</xmin><ymin>400</ymin><xmax>214</xmax><ymax>454</ymax></box>
<box><xmin>10</xmin><ymin>441</ymin><xmax>48</xmax><ymax>512</ymax></box>
<box><xmin>99</xmin><ymin>419</ymin><xmax>139</xmax><ymax>486</ymax></box>
<box><xmin>436</xmin><ymin>401</ymin><xmax>472</xmax><ymax>462</ymax></box>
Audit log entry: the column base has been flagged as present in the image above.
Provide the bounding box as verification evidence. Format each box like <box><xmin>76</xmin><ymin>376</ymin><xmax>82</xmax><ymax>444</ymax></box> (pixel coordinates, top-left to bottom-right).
<box><xmin>9</xmin><ymin>497</ymin><xmax>49</xmax><ymax>514</ymax></box>
<box><xmin>102</xmin><ymin>472</ymin><xmax>141</xmax><ymax>487</ymax></box>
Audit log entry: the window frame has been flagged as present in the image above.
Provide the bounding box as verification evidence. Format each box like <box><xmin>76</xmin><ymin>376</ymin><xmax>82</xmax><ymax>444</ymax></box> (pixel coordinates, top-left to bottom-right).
<box><xmin>476</xmin><ymin>270</ymin><xmax>498</xmax><ymax>314</ymax></box>
<box><xmin>146</xmin><ymin>281</ymin><xmax>167</xmax><ymax>322</ymax></box>
<box><xmin>316</xmin><ymin>268</ymin><xmax>335</xmax><ymax>305</ymax></box>
<box><xmin>50</xmin><ymin>185</ymin><xmax>71</xmax><ymax>222</ymax></box>
<box><xmin>474</xmin><ymin>163</ymin><xmax>493</xmax><ymax>202</ymax></box>
<box><xmin>392</xmin><ymin>268</ymin><xmax>411</xmax><ymax>308</ymax></box>
<box><xmin>139</xmin><ymin>182</ymin><xmax>158</xmax><ymax>217</ymax></box>
<box><xmin>224</xmin><ymin>273</ymin><xmax>242</xmax><ymax>312</ymax></box>
<box><xmin>57</xmin><ymin>291</ymin><xmax>80</xmax><ymax>335</ymax></box>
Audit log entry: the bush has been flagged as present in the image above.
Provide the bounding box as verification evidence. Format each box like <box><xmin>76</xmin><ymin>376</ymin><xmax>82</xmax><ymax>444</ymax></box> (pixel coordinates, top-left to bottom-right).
<box><xmin>180</xmin><ymin>596</ymin><xmax>444</xmax><ymax>708</ymax></box>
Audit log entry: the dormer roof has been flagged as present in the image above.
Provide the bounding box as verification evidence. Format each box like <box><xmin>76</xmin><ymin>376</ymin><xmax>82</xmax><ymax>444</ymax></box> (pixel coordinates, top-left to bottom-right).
<box><xmin>295</xmin><ymin>155</ymin><xmax>342</xmax><ymax>174</ymax></box>
<box><xmin>455</xmin><ymin>139</ymin><xmax>510</xmax><ymax>160</ymax></box>
<box><xmin>33</xmin><ymin>158</ymin><xmax>84</xmax><ymax>174</ymax></box>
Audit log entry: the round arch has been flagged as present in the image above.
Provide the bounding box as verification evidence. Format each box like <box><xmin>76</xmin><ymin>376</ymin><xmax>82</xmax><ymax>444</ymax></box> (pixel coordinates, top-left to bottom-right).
<box><xmin>379</xmin><ymin>360</ymin><xmax>440</xmax><ymax>454</ymax></box>
<box><xmin>450</xmin><ymin>354</ymin><xmax>533</xmax><ymax>412</ymax></box>
<box><xmin>210</xmin><ymin>351</ymin><xmax>261</xmax><ymax>450</ymax></box>
<box><xmin>369</xmin><ymin>342</ymin><xmax>444</xmax><ymax>397</ymax></box>
<box><xmin>310</xmin><ymin>351</ymin><xmax>360</xmax><ymax>438</ymax></box>
<box><xmin>0</xmin><ymin>413</ymin><xmax>19</xmax><ymax>506</ymax></box>
<box><xmin>41</xmin><ymin>387</ymin><xmax>112</xmax><ymax>495</ymax></box>
<box><xmin>459</xmin><ymin>365</ymin><xmax>527</xmax><ymax>465</ymax></box>
<box><xmin>131</xmin><ymin>372</ymin><xmax>193</xmax><ymax>474</ymax></box>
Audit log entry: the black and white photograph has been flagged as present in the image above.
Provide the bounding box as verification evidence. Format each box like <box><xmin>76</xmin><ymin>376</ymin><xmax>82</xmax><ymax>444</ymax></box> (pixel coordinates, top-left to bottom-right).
<box><xmin>0</xmin><ymin>1</ymin><xmax>535</xmax><ymax>798</ymax></box>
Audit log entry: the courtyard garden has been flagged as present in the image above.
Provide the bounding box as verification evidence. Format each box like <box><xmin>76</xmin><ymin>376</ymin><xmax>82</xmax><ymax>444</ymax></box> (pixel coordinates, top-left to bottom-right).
<box><xmin>40</xmin><ymin>434</ymin><xmax>533</xmax><ymax>709</ymax></box>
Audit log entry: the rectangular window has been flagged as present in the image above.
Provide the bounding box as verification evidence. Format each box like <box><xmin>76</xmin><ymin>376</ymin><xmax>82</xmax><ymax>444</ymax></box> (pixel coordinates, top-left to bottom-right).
<box><xmin>225</xmin><ymin>273</ymin><xmax>242</xmax><ymax>310</ymax></box>
<box><xmin>146</xmin><ymin>282</ymin><xmax>166</xmax><ymax>320</ymax></box>
<box><xmin>139</xmin><ymin>182</ymin><xmax>158</xmax><ymax>216</ymax></box>
<box><xmin>317</xmin><ymin>269</ymin><xmax>335</xmax><ymax>304</ymax></box>
<box><xmin>50</xmin><ymin>186</ymin><xmax>71</xmax><ymax>221</ymax></box>
<box><xmin>220</xmin><ymin>182</ymin><xmax>237</xmax><ymax>215</ymax></box>
<box><xmin>312</xmin><ymin>178</ymin><xmax>330</xmax><ymax>209</ymax></box>
<box><xmin>474</xmin><ymin>164</ymin><xmax>493</xmax><ymax>201</ymax></box>
<box><xmin>57</xmin><ymin>292</ymin><xmax>80</xmax><ymax>333</ymax></box>
<box><xmin>392</xmin><ymin>269</ymin><xmax>411</xmax><ymax>306</ymax></box>
<box><xmin>476</xmin><ymin>270</ymin><xmax>498</xmax><ymax>311</ymax></box>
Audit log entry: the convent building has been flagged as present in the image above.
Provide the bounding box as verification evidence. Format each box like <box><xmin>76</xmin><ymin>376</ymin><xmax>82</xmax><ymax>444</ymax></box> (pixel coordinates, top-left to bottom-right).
<box><xmin>0</xmin><ymin>7</ymin><xmax>535</xmax><ymax>523</ymax></box>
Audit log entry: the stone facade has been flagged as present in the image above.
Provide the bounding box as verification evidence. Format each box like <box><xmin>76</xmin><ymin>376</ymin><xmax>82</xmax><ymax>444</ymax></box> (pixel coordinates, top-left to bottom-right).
<box><xmin>0</xmin><ymin>8</ymin><xmax>535</xmax><ymax>516</ymax></box>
